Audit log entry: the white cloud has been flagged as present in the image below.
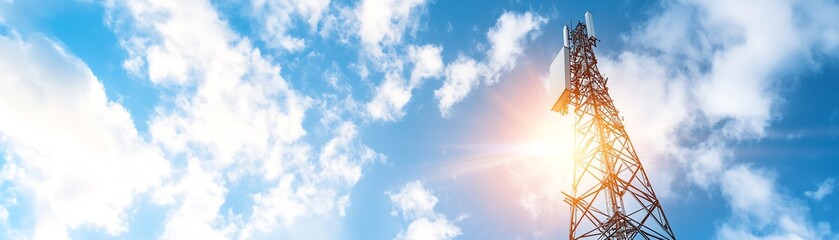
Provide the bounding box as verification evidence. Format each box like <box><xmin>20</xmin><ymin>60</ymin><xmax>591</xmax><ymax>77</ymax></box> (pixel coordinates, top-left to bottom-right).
<box><xmin>397</xmin><ymin>217</ymin><xmax>462</xmax><ymax>240</ymax></box>
<box><xmin>0</xmin><ymin>32</ymin><xmax>170</xmax><ymax>238</ymax></box>
<box><xmin>389</xmin><ymin>181</ymin><xmax>438</xmax><ymax>219</ymax></box>
<box><xmin>243</xmin><ymin>175</ymin><xmax>307</xmax><ymax>237</ymax></box>
<box><xmin>107</xmin><ymin>0</ymin><xmax>381</xmax><ymax>238</ymax></box>
<box><xmin>408</xmin><ymin>44</ymin><xmax>444</xmax><ymax>88</ymax></box>
<box><xmin>434</xmin><ymin>11</ymin><xmax>546</xmax><ymax>117</ymax></box>
<box><xmin>720</xmin><ymin>167</ymin><xmax>778</xmax><ymax>222</ymax></box>
<box><xmin>243</xmin><ymin>120</ymin><xmax>379</xmax><ymax>231</ymax></box>
<box><xmin>355</xmin><ymin>0</ymin><xmax>427</xmax><ymax>55</ymax></box>
<box><xmin>250</xmin><ymin>0</ymin><xmax>331</xmax><ymax>52</ymax></box>
<box><xmin>350</xmin><ymin>0</ymin><xmax>437</xmax><ymax>122</ymax></box>
<box><xmin>242</xmin><ymin>120</ymin><xmax>380</xmax><ymax>239</ymax></box>
<box><xmin>366</xmin><ymin>44</ymin><xmax>443</xmax><ymax>121</ymax></box>
<box><xmin>717</xmin><ymin>166</ymin><xmax>832</xmax><ymax>239</ymax></box>
<box><xmin>484</xmin><ymin>11</ymin><xmax>547</xmax><ymax>84</ymax></box>
<box><xmin>318</xmin><ymin>122</ymin><xmax>378</xmax><ymax>187</ymax></box>
<box><xmin>435</xmin><ymin>56</ymin><xmax>481</xmax><ymax>118</ymax></box>
<box><xmin>805</xmin><ymin>178</ymin><xmax>835</xmax><ymax>201</ymax></box>
<box><xmin>240</xmin><ymin>120</ymin><xmax>383</xmax><ymax>237</ymax></box>
<box><xmin>389</xmin><ymin>181</ymin><xmax>462</xmax><ymax>240</ymax></box>
<box><xmin>367</xmin><ymin>73</ymin><xmax>412</xmax><ymax>121</ymax></box>
<box><xmin>157</xmin><ymin>158</ymin><xmax>228</xmax><ymax>240</ymax></box>
<box><xmin>108</xmin><ymin>0</ymin><xmax>240</xmax><ymax>86</ymax></box>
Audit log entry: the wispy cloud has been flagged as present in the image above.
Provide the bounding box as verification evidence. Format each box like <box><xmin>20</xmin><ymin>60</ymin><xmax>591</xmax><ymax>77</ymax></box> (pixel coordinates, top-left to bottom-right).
<box><xmin>805</xmin><ymin>178</ymin><xmax>835</xmax><ymax>201</ymax></box>
<box><xmin>250</xmin><ymin>0</ymin><xmax>331</xmax><ymax>52</ymax></box>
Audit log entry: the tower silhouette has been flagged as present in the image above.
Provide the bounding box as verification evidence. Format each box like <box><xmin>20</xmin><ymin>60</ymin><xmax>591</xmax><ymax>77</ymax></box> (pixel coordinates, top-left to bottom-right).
<box><xmin>549</xmin><ymin>12</ymin><xmax>676</xmax><ymax>240</ymax></box>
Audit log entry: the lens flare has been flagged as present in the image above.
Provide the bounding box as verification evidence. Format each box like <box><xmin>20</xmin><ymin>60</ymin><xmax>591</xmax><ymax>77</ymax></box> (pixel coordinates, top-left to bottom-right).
<box><xmin>434</xmin><ymin>65</ymin><xmax>577</xmax><ymax>233</ymax></box>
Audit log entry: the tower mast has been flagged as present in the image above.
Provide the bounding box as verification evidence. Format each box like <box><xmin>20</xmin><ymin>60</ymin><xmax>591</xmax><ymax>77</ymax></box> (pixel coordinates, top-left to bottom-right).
<box><xmin>550</xmin><ymin>12</ymin><xmax>676</xmax><ymax>239</ymax></box>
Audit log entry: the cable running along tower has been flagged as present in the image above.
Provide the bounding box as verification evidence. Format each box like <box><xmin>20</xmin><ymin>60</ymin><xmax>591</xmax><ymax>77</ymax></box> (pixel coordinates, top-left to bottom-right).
<box><xmin>548</xmin><ymin>12</ymin><xmax>676</xmax><ymax>239</ymax></box>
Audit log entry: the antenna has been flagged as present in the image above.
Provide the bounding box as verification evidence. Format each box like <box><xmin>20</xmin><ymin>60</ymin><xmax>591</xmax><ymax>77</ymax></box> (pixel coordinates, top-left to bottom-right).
<box><xmin>584</xmin><ymin>11</ymin><xmax>596</xmax><ymax>38</ymax></box>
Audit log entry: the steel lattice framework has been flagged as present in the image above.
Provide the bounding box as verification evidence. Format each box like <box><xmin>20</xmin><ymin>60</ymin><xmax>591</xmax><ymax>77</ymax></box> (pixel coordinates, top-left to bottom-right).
<box><xmin>556</xmin><ymin>22</ymin><xmax>676</xmax><ymax>240</ymax></box>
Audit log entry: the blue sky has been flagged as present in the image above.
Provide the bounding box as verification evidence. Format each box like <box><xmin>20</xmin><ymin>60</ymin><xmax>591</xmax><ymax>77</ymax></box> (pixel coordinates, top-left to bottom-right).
<box><xmin>0</xmin><ymin>0</ymin><xmax>838</xmax><ymax>239</ymax></box>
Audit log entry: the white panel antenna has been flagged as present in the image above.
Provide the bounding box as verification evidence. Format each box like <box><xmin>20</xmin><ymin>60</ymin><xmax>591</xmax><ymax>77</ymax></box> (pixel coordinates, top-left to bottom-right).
<box><xmin>585</xmin><ymin>11</ymin><xmax>595</xmax><ymax>38</ymax></box>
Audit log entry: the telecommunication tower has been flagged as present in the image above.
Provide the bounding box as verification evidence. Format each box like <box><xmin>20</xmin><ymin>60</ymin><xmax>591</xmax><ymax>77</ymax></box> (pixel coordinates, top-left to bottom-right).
<box><xmin>548</xmin><ymin>12</ymin><xmax>676</xmax><ymax>239</ymax></box>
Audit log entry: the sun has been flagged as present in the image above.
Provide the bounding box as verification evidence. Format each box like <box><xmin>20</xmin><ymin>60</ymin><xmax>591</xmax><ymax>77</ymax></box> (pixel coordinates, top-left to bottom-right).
<box><xmin>469</xmin><ymin>66</ymin><xmax>577</xmax><ymax>182</ymax></box>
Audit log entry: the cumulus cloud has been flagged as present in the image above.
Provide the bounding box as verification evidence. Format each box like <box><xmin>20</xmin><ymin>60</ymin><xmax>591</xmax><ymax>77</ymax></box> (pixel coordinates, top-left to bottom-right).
<box><xmin>805</xmin><ymin>178</ymin><xmax>835</xmax><ymax>201</ymax></box>
<box><xmin>408</xmin><ymin>44</ymin><xmax>444</xmax><ymax>87</ymax></box>
<box><xmin>435</xmin><ymin>11</ymin><xmax>547</xmax><ymax>117</ymax></box>
<box><xmin>0</xmin><ymin>32</ymin><xmax>170</xmax><ymax>238</ymax></box>
<box><xmin>388</xmin><ymin>181</ymin><xmax>462</xmax><ymax>240</ymax></box>
<box><xmin>106</xmin><ymin>0</ymin><xmax>381</xmax><ymax>238</ymax></box>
